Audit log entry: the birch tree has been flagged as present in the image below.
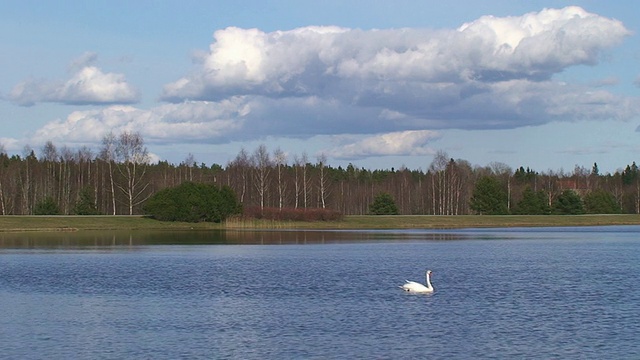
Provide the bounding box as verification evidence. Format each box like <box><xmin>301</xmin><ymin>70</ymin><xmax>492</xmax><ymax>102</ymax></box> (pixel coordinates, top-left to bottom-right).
<box><xmin>293</xmin><ymin>154</ymin><xmax>302</xmax><ymax>208</ymax></box>
<box><xmin>183</xmin><ymin>153</ymin><xmax>196</xmax><ymax>182</ymax></box>
<box><xmin>115</xmin><ymin>131</ymin><xmax>151</xmax><ymax>215</ymax></box>
<box><xmin>21</xmin><ymin>146</ymin><xmax>36</xmax><ymax>214</ymax></box>
<box><xmin>317</xmin><ymin>153</ymin><xmax>329</xmax><ymax>209</ymax></box>
<box><xmin>429</xmin><ymin>151</ymin><xmax>449</xmax><ymax>215</ymax></box>
<box><xmin>100</xmin><ymin>132</ymin><xmax>118</xmax><ymax>215</ymax></box>
<box><xmin>228</xmin><ymin>148</ymin><xmax>250</xmax><ymax>204</ymax></box>
<box><xmin>251</xmin><ymin>144</ymin><xmax>271</xmax><ymax>210</ymax></box>
<box><xmin>301</xmin><ymin>152</ymin><xmax>311</xmax><ymax>208</ymax></box>
<box><xmin>0</xmin><ymin>143</ymin><xmax>6</xmax><ymax>215</ymax></box>
<box><xmin>273</xmin><ymin>147</ymin><xmax>287</xmax><ymax>210</ymax></box>
<box><xmin>41</xmin><ymin>141</ymin><xmax>58</xmax><ymax>200</ymax></box>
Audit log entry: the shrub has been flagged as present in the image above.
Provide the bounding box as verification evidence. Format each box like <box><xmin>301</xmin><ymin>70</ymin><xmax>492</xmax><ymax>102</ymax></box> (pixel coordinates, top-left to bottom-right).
<box><xmin>143</xmin><ymin>182</ymin><xmax>242</xmax><ymax>222</ymax></box>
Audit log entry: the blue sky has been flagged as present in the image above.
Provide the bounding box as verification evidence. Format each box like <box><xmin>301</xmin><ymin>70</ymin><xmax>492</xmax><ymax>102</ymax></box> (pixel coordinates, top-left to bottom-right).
<box><xmin>1</xmin><ymin>1</ymin><xmax>639</xmax><ymax>174</ymax></box>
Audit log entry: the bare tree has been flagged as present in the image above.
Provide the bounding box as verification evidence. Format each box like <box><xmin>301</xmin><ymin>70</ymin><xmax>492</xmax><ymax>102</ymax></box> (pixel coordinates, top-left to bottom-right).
<box><xmin>301</xmin><ymin>152</ymin><xmax>311</xmax><ymax>208</ymax></box>
<box><xmin>115</xmin><ymin>131</ymin><xmax>151</xmax><ymax>215</ymax></box>
<box><xmin>317</xmin><ymin>153</ymin><xmax>329</xmax><ymax>209</ymax></box>
<box><xmin>429</xmin><ymin>150</ymin><xmax>449</xmax><ymax>215</ymax></box>
<box><xmin>228</xmin><ymin>148</ymin><xmax>250</xmax><ymax>204</ymax></box>
<box><xmin>273</xmin><ymin>147</ymin><xmax>287</xmax><ymax>210</ymax></box>
<box><xmin>41</xmin><ymin>141</ymin><xmax>58</xmax><ymax>200</ymax></box>
<box><xmin>59</xmin><ymin>146</ymin><xmax>74</xmax><ymax>214</ymax></box>
<box><xmin>0</xmin><ymin>143</ymin><xmax>6</xmax><ymax>215</ymax></box>
<box><xmin>99</xmin><ymin>132</ymin><xmax>118</xmax><ymax>215</ymax></box>
<box><xmin>183</xmin><ymin>153</ymin><xmax>196</xmax><ymax>182</ymax></box>
<box><xmin>75</xmin><ymin>146</ymin><xmax>96</xmax><ymax>212</ymax></box>
<box><xmin>75</xmin><ymin>146</ymin><xmax>93</xmax><ymax>189</ymax></box>
<box><xmin>293</xmin><ymin>154</ymin><xmax>304</xmax><ymax>208</ymax></box>
<box><xmin>251</xmin><ymin>144</ymin><xmax>272</xmax><ymax>210</ymax></box>
<box><xmin>21</xmin><ymin>145</ymin><xmax>35</xmax><ymax>214</ymax></box>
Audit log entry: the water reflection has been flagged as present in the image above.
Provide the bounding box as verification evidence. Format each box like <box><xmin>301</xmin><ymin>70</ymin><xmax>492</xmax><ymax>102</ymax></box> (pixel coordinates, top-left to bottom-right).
<box><xmin>0</xmin><ymin>229</ymin><xmax>475</xmax><ymax>248</ymax></box>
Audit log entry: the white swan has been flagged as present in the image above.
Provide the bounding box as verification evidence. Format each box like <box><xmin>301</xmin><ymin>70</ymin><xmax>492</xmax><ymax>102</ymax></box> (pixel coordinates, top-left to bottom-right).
<box><xmin>401</xmin><ymin>270</ymin><xmax>434</xmax><ymax>293</ymax></box>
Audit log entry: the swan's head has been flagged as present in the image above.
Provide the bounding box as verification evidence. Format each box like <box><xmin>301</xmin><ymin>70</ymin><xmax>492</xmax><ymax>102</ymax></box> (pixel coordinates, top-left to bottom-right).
<box><xmin>426</xmin><ymin>270</ymin><xmax>432</xmax><ymax>276</ymax></box>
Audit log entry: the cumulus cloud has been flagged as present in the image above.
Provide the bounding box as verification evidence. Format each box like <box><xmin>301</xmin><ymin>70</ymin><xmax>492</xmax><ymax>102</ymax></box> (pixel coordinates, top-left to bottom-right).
<box><xmin>22</xmin><ymin>7</ymin><xmax>639</xmax><ymax>161</ymax></box>
<box><xmin>156</xmin><ymin>6</ymin><xmax>635</xmax><ymax>143</ymax></box>
<box><xmin>29</xmin><ymin>101</ymin><xmax>245</xmax><ymax>146</ymax></box>
<box><xmin>324</xmin><ymin>130</ymin><xmax>441</xmax><ymax>159</ymax></box>
<box><xmin>9</xmin><ymin>53</ymin><xmax>139</xmax><ymax>106</ymax></box>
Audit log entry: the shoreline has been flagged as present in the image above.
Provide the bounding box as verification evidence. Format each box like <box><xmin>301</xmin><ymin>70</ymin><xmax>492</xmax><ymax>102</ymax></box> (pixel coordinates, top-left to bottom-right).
<box><xmin>1</xmin><ymin>214</ymin><xmax>640</xmax><ymax>232</ymax></box>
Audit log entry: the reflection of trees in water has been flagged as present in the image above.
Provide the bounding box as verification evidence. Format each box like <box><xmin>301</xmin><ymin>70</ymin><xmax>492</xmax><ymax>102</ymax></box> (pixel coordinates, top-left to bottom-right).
<box><xmin>0</xmin><ymin>230</ymin><xmax>475</xmax><ymax>248</ymax></box>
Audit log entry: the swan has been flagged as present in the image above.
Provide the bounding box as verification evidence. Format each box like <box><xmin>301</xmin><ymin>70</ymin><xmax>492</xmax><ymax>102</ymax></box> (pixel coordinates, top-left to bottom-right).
<box><xmin>401</xmin><ymin>270</ymin><xmax>434</xmax><ymax>293</ymax></box>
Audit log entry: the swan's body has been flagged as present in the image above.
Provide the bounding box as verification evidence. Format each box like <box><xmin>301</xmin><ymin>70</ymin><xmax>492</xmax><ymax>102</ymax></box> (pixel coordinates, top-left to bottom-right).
<box><xmin>401</xmin><ymin>270</ymin><xmax>434</xmax><ymax>293</ymax></box>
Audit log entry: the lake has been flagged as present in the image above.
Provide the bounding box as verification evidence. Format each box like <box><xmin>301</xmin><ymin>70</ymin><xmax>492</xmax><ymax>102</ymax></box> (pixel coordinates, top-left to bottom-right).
<box><xmin>1</xmin><ymin>226</ymin><xmax>639</xmax><ymax>359</ymax></box>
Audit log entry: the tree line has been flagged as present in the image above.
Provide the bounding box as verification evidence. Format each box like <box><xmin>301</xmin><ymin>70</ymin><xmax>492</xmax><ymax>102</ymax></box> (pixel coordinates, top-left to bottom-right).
<box><xmin>1</xmin><ymin>133</ymin><xmax>639</xmax><ymax>216</ymax></box>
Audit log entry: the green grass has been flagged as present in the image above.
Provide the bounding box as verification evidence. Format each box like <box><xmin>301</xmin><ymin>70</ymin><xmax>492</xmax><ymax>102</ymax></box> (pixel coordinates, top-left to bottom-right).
<box><xmin>334</xmin><ymin>214</ymin><xmax>640</xmax><ymax>229</ymax></box>
<box><xmin>0</xmin><ymin>215</ymin><xmax>223</xmax><ymax>232</ymax></box>
<box><xmin>1</xmin><ymin>214</ymin><xmax>640</xmax><ymax>232</ymax></box>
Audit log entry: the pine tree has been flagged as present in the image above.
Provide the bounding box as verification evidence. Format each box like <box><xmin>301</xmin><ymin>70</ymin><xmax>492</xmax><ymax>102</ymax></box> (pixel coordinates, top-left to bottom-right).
<box><xmin>369</xmin><ymin>193</ymin><xmax>399</xmax><ymax>215</ymax></box>
<box><xmin>470</xmin><ymin>176</ymin><xmax>508</xmax><ymax>215</ymax></box>
<box><xmin>552</xmin><ymin>190</ymin><xmax>585</xmax><ymax>215</ymax></box>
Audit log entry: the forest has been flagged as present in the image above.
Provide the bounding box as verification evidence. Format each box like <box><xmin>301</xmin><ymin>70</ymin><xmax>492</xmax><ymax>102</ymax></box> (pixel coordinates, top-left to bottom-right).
<box><xmin>0</xmin><ymin>131</ymin><xmax>639</xmax><ymax>216</ymax></box>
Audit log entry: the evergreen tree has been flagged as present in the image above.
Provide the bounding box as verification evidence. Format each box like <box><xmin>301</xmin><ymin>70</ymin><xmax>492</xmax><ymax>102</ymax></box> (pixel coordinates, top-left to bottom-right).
<box><xmin>514</xmin><ymin>166</ymin><xmax>537</xmax><ymax>183</ymax></box>
<box><xmin>583</xmin><ymin>189</ymin><xmax>621</xmax><ymax>214</ymax></box>
<box><xmin>622</xmin><ymin>162</ymin><xmax>638</xmax><ymax>185</ymax></box>
<box><xmin>369</xmin><ymin>192</ymin><xmax>399</xmax><ymax>215</ymax></box>
<box><xmin>72</xmin><ymin>187</ymin><xmax>101</xmax><ymax>215</ymax></box>
<box><xmin>34</xmin><ymin>196</ymin><xmax>60</xmax><ymax>215</ymax></box>
<box><xmin>552</xmin><ymin>190</ymin><xmax>585</xmax><ymax>215</ymax></box>
<box><xmin>470</xmin><ymin>176</ymin><xmax>508</xmax><ymax>215</ymax></box>
<box><xmin>513</xmin><ymin>187</ymin><xmax>550</xmax><ymax>215</ymax></box>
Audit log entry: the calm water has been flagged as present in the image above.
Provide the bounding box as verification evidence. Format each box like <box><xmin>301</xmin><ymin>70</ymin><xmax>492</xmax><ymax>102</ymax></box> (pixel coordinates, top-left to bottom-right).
<box><xmin>1</xmin><ymin>227</ymin><xmax>639</xmax><ymax>359</ymax></box>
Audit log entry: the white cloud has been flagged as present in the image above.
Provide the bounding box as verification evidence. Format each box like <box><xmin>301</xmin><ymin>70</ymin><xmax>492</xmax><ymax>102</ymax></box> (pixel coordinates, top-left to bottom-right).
<box><xmin>28</xmin><ymin>101</ymin><xmax>246</xmax><ymax>146</ymax></box>
<box><xmin>9</xmin><ymin>54</ymin><xmax>139</xmax><ymax>106</ymax></box>
<box><xmin>323</xmin><ymin>130</ymin><xmax>441</xmax><ymax>159</ymax></box>
<box><xmin>0</xmin><ymin>137</ymin><xmax>19</xmax><ymax>152</ymax></box>
<box><xmin>162</xmin><ymin>6</ymin><xmax>629</xmax><ymax>94</ymax></box>
<box><xmin>158</xmin><ymin>6</ymin><xmax>634</xmax><ymax>138</ymax></box>
<box><xmin>17</xmin><ymin>7</ymin><xmax>640</xmax><ymax>163</ymax></box>
<box><xmin>456</xmin><ymin>6</ymin><xmax>629</xmax><ymax>78</ymax></box>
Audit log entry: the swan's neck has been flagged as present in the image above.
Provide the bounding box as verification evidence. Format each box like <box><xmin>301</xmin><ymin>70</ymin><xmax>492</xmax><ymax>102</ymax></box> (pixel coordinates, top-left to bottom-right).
<box><xmin>425</xmin><ymin>273</ymin><xmax>433</xmax><ymax>289</ymax></box>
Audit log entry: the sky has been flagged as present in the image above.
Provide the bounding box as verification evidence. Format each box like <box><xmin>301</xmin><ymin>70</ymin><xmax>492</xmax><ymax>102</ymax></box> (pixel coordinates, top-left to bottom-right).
<box><xmin>1</xmin><ymin>0</ymin><xmax>639</xmax><ymax>174</ymax></box>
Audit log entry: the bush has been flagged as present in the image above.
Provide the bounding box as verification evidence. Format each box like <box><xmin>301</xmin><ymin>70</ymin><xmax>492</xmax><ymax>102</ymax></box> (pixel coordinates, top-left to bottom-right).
<box><xmin>143</xmin><ymin>182</ymin><xmax>242</xmax><ymax>222</ymax></box>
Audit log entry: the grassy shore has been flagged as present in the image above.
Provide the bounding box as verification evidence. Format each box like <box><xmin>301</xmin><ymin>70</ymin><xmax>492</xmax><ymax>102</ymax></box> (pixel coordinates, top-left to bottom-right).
<box><xmin>1</xmin><ymin>214</ymin><xmax>640</xmax><ymax>232</ymax></box>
